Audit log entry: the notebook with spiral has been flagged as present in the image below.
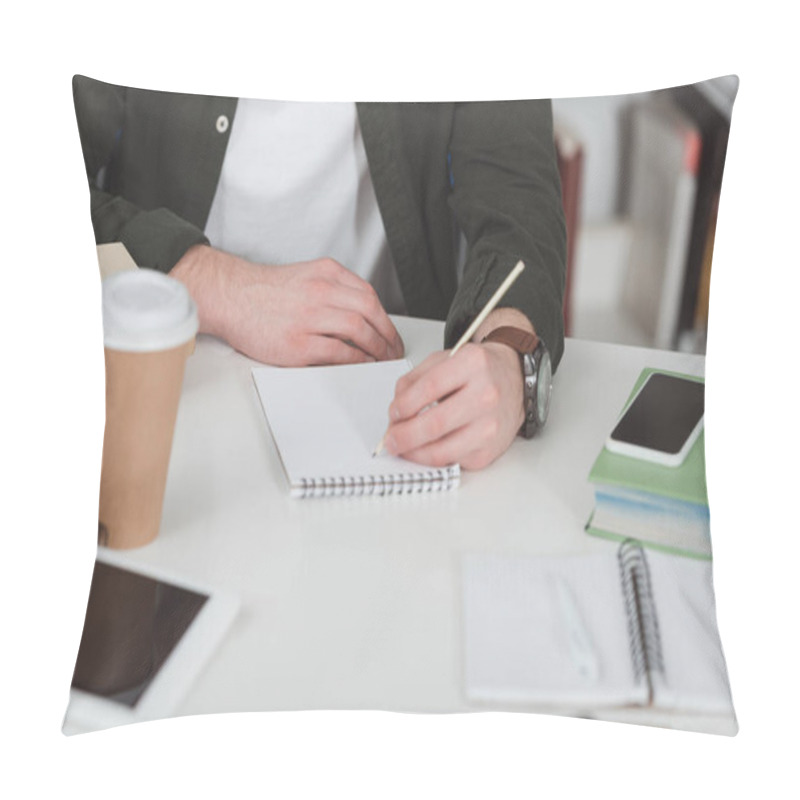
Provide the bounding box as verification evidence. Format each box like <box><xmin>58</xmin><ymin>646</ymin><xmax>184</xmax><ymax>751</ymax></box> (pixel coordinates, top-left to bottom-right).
<box><xmin>252</xmin><ymin>359</ymin><xmax>460</xmax><ymax>498</ymax></box>
<box><xmin>461</xmin><ymin>540</ymin><xmax>735</xmax><ymax>719</ymax></box>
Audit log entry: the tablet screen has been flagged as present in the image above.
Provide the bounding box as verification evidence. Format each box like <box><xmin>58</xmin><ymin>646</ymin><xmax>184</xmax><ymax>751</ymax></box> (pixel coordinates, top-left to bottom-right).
<box><xmin>71</xmin><ymin>561</ymin><xmax>208</xmax><ymax>708</ymax></box>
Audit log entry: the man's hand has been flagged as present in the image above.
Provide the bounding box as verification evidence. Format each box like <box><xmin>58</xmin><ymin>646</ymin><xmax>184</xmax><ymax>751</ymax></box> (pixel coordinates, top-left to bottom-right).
<box><xmin>171</xmin><ymin>245</ymin><xmax>404</xmax><ymax>366</ymax></box>
<box><xmin>383</xmin><ymin>308</ymin><xmax>531</xmax><ymax>471</ymax></box>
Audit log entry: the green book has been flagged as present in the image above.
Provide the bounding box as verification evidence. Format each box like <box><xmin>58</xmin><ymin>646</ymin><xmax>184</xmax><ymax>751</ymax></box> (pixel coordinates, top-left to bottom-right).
<box><xmin>588</xmin><ymin>368</ymin><xmax>708</xmax><ymax>506</ymax></box>
<box><xmin>586</xmin><ymin>368</ymin><xmax>711</xmax><ymax>560</ymax></box>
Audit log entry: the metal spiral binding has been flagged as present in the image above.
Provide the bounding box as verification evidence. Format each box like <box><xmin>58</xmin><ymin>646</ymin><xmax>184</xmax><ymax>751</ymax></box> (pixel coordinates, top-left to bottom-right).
<box><xmin>297</xmin><ymin>465</ymin><xmax>460</xmax><ymax>499</ymax></box>
<box><xmin>617</xmin><ymin>539</ymin><xmax>665</xmax><ymax>703</ymax></box>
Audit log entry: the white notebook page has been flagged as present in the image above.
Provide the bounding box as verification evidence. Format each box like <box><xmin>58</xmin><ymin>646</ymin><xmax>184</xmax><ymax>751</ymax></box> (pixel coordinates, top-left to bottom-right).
<box><xmin>252</xmin><ymin>359</ymin><xmax>459</xmax><ymax>490</ymax></box>
<box><xmin>462</xmin><ymin>552</ymin><xmax>646</xmax><ymax>709</ymax></box>
<box><xmin>646</xmin><ymin>550</ymin><xmax>734</xmax><ymax>715</ymax></box>
<box><xmin>461</xmin><ymin>549</ymin><xmax>734</xmax><ymax>716</ymax></box>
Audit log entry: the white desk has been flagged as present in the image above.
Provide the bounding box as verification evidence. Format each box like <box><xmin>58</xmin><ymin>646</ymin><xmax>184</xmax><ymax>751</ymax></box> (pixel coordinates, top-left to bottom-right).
<box><xmin>88</xmin><ymin>316</ymin><xmax>733</xmax><ymax>733</ymax></box>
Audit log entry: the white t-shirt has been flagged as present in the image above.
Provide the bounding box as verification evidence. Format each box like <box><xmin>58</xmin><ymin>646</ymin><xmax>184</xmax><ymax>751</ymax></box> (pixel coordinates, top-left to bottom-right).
<box><xmin>204</xmin><ymin>99</ymin><xmax>406</xmax><ymax>314</ymax></box>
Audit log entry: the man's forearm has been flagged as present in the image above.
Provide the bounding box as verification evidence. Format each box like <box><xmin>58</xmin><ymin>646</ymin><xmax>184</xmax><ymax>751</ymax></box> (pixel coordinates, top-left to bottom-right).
<box><xmin>170</xmin><ymin>244</ymin><xmax>241</xmax><ymax>342</ymax></box>
<box><xmin>474</xmin><ymin>307</ymin><xmax>532</xmax><ymax>429</ymax></box>
<box><xmin>169</xmin><ymin>246</ymin><xmax>404</xmax><ymax>367</ymax></box>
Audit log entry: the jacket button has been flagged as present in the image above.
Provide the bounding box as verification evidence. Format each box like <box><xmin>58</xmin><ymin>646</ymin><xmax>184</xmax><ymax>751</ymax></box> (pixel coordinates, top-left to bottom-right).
<box><xmin>216</xmin><ymin>115</ymin><xmax>229</xmax><ymax>134</ymax></box>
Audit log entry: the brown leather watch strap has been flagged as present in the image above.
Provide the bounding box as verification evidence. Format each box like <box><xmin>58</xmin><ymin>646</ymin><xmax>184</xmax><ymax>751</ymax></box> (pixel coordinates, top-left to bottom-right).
<box><xmin>480</xmin><ymin>325</ymin><xmax>539</xmax><ymax>354</ymax></box>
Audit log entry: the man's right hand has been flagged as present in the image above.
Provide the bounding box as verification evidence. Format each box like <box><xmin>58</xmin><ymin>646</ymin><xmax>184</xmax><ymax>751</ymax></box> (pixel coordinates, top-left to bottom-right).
<box><xmin>171</xmin><ymin>245</ymin><xmax>404</xmax><ymax>366</ymax></box>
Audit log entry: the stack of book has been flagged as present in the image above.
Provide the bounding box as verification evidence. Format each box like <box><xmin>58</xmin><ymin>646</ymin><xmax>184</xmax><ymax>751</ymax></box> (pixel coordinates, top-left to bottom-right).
<box><xmin>586</xmin><ymin>370</ymin><xmax>711</xmax><ymax>560</ymax></box>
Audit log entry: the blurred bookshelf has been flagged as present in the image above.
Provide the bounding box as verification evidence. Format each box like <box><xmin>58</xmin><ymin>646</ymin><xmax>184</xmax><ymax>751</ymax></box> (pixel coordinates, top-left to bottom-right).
<box><xmin>555</xmin><ymin>76</ymin><xmax>737</xmax><ymax>354</ymax></box>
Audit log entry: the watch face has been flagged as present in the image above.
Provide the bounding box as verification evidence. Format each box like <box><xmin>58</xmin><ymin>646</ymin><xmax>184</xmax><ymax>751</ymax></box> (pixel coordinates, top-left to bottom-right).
<box><xmin>537</xmin><ymin>350</ymin><xmax>552</xmax><ymax>423</ymax></box>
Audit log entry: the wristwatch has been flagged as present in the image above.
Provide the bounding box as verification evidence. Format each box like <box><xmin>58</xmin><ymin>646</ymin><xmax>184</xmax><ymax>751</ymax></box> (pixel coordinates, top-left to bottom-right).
<box><xmin>481</xmin><ymin>325</ymin><xmax>552</xmax><ymax>438</ymax></box>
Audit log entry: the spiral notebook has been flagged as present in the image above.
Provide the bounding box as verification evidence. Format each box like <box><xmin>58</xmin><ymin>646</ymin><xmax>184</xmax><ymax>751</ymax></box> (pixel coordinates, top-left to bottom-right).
<box><xmin>252</xmin><ymin>359</ymin><xmax>460</xmax><ymax>498</ymax></box>
<box><xmin>461</xmin><ymin>541</ymin><xmax>734</xmax><ymax>717</ymax></box>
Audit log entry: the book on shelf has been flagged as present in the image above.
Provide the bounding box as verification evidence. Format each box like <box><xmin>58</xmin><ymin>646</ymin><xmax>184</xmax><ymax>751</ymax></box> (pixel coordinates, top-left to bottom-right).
<box><xmin>678</xmin><ymin>193</ymin><xmax>719</xmax><ymax>352</ymax></box>
<box><xmin>622</xmin><ymin>96</ymin><xmax>702</xmax><ymax>351</ymax></box>
<box><xmin>586</xmin><ymin>368</ymin><xmax>710</xmax><ymax>560</ymax></box>
<box><xmin>693</xmin><ymin>196</ymin><xmax>718</xmax><ymax>332</ymax></box>
<box><xmin>670</xmin><ymin>78</ymin><xmax>737</xmax><ymax>351</ymax></box>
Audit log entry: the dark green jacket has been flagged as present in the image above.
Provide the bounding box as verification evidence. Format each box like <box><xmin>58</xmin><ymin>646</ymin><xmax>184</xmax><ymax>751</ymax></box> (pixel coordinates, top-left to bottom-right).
<box><xmin>73</xmin><ymin>75</ymin><xmax>566</xmax><ymax>365</ymax></box>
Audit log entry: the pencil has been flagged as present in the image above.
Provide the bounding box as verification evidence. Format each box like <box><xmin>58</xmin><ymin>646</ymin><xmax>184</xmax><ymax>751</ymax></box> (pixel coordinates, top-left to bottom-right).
<box><xmin>372</xmin><ymin>259</ymin><xmax>525</xmax><ymax>457</ymax></box>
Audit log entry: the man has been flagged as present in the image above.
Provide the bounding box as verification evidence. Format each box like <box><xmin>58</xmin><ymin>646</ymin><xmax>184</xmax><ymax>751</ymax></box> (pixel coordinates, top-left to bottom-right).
<box><xmin>73</xmin><ymin>76</ymin><xmax>566</xmax><ymax>470</ymax></box>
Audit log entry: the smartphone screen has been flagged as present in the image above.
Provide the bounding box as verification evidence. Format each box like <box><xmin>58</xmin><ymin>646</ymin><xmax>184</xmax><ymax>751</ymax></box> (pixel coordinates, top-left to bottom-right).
<box><xmin>609</xmin><ymin>373</ymin><xmax>704</xmax><ymax>456</ymax></box>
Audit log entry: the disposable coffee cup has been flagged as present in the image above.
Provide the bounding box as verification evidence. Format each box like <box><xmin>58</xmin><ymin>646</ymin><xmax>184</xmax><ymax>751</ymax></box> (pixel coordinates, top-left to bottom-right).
<box><xmin>99</xmin><ymin>268</ymin><xmax>198</xmax><ymax>549</ymax></box>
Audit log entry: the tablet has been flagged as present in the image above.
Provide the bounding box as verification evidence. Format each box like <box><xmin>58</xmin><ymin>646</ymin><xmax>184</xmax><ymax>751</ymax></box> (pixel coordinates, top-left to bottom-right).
<box><xmin>63</xmin><ymin>547</ymin><xmax>239</xmax><ymax>734</ymax></box>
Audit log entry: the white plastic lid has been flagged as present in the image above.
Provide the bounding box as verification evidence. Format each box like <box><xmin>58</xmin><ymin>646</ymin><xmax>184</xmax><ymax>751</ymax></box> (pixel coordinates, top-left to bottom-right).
<box><xmin>102</xmin><ymin>268</ymin><xmax>199</xmax><ymax>352</ymax></box>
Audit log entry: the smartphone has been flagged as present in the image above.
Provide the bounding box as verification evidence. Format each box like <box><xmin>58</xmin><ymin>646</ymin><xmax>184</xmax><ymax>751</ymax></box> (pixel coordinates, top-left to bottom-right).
<box><xmin>606</xmin><ymin>372</ymin><xmax>704</xmax><ymax>467</ymax></box>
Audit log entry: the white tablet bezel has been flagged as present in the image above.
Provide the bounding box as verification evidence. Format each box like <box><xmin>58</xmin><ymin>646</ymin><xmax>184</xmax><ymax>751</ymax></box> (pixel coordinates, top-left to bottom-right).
<box><xmin>63</xmin><ymin>547</ymin><xmax>239</xmax><ymax>735</ymax></box>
